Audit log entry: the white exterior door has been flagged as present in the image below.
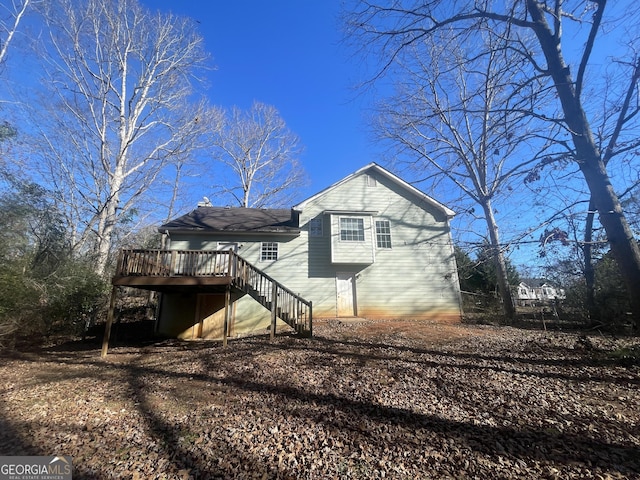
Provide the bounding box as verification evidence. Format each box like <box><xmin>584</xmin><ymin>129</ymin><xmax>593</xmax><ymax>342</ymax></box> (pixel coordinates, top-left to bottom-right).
<box><xmin>336</xmin><ymin>272</ymin><xmax>356</xmax><ymax>317</ymax></box>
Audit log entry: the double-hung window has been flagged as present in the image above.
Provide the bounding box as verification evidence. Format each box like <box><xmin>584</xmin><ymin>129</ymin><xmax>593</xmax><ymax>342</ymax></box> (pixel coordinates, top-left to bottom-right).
<box><xmin>375</xmin><ymin>220</ymin><xmax>392</xmax><ymax>248</ymax></box>
<box><xmin>340</xmin><ymin>217</ymin><xmax>365</xmax><ymax>242</ymax></box>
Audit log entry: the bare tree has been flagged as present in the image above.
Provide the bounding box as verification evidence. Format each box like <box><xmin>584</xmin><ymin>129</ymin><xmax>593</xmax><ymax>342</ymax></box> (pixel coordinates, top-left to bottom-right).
<box><xmin>520</xmin><ymin>27</ymin><xmax>640</xmax><ymax>322</ymax></box>
<box><xmin>373</xmin><ymin>21</ymin><xmax>555</xmax><ymax>319</ymax></box>
<box><xmin>582</xmin><ymin>55</ymin><xmax>640</xmax><ymax>320</ymax></box>
<box><xmin>0</xmin><ymin>0</ymin><xmax>35</xmax><ymax>158</ymax></box>
<box><xmin>346</xmin><ymin>0</ymin><xmax>640</xmax><ymax>328</ymax></box>
<box><xmin>210</xmin><ymin>101</ymin><xmax>306</xmax><ymax>208</ymax></box>
<box><xmin>31</xmin><ymin>0</ymin><xmax>211</xmax><ymax>275</ymax></box>
<box><xmin>0</xmin><ymin>0</ymin><xmax>33</xmax><ymax>67</ymax></box>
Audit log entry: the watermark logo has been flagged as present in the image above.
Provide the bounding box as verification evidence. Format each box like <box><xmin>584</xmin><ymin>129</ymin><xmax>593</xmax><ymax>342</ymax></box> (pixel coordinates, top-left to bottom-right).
<box><xmin>0</xmin><ymin>456</ymin><xmax>72</xmax><ymax>480</ymax></box>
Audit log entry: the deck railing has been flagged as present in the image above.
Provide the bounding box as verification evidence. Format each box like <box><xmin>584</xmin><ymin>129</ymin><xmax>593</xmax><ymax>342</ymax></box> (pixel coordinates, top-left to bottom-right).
<box><xmin>233</xmin><ymin>254</ymin><xmax>312</xmax><ymax>336</ymax></box>
<box><xmin>117</xmin><ymin>249</ymin><xmax>235</xmax><ymax>277</ymax></box>
<box><xmin>115</xmin><ymin>249</ymin><xmax>312</xmax><ymax>335</ymax></box>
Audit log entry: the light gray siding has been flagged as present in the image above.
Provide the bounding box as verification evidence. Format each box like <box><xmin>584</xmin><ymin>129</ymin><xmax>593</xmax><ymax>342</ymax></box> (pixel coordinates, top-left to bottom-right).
<box><xmin>159</xmin><ymin>165</ymin><xmax>461</xmax><ymax>335</ymax></box>
<box><xmin>330</xmin><ymin>214</ymin><xmax>375</xmax><ymax>264</ymax></box>
<box><xmin>294</xmin><ymin>169</ymin><xmax>461</xmax><ymax>320</ymax></box>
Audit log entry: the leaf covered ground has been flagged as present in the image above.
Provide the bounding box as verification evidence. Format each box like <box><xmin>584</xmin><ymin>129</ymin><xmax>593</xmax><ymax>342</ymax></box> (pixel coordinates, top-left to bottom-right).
<box><xmin>0</xmin><ymin>320</ymin><xmax>639</xmax><ymax>479</ymax></box>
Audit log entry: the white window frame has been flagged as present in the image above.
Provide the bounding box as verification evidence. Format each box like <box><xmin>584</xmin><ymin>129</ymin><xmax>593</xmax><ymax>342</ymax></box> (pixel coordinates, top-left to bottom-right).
<box><xmin>340</xmin><ymin>217</ymin><xmax>365</xmax><ymax>242</ymax></box>
<box><xmin>375</xmin><ymin>219</ymin><xmax>392</xmax><ymax>249</ymax></box>
<box><xmin>260</xmin><ymin>242</ymin><xmax>279</xmax><ymax>261</ymax></box>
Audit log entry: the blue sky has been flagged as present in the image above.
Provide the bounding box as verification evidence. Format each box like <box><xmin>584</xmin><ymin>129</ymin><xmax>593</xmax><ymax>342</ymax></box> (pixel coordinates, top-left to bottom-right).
<box><xmin>139</xmin><ymin>1</ymin><xmax>555</xmax><ymax>271</ymax></box>
<box><xmin>6</xmin><ymin>0</ymin><xmax>616</xmax><ymax>272</ymax></box>
<box><xmin>143</xmin><ymin>0</ymin><xmax>378</xmax><ymax>199</ymax></box>
<box><xmin>0</xmin><ymin>0</ymin><xmax>552</xmax><ymax>270</ymax></box>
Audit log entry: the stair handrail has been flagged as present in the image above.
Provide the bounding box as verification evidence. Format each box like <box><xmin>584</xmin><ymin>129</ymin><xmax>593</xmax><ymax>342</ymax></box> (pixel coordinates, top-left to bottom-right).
<box><xmin>114</xmin><ymin>249</ymin><xmax>312</xmax><ymax>335</ymax></box>
<box><xmin>231</xmin><ymin>253</ymin><xmax>311</xmax><ymax>306</ymax></box>
<box><xmin>230</xmin><ymin>251</ymin><xmax>312</xmax><ymax>335</ymax></box>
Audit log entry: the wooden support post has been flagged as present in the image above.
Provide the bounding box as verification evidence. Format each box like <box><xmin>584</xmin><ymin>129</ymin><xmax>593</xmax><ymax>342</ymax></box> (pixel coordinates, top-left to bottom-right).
<box><xmin>101</xmin><ymin>286</ymin><xmax>118</xmax><ymax>358</ymax></box>
<box><xmin>223</xmin><ymin>285</ymin><xmax>231</xmax><ymax>348</ymax></box>
<box><xmin>270</xmin><ymin>283</ymin><xmax>278</xmax><ymax>341</ymax></box>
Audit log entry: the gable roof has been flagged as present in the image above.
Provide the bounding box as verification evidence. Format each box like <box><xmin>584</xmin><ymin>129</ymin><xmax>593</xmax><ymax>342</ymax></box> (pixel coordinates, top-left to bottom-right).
<box><xmin>293</xmin><ymin>162</ymin><xmax>455</xmax><ymax>218</ymax></box>
<box><xmin>160</xmin><ymin>207</ymin><xmax>299</xmax><ymax>235</ymax></box>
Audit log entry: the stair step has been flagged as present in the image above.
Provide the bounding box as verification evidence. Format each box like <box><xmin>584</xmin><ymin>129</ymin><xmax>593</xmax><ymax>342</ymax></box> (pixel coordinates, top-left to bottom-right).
<box><xmin>229</xmin><ymin>261</ymin><xmax>311</xmax><ymax>337</ymax></box>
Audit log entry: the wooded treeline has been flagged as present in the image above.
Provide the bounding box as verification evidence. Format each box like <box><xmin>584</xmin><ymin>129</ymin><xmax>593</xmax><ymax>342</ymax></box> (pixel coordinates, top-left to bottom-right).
<box><xmin>345</xmin><ymin>0</ymin><xmax>640</xmax><ymax>329</ymax></box>
<box><xmin>0</xmin><ymin>0</ymin><xmax>307</xmax><ymax>345</ymax></box>
<box><xmin>1</xmin><ymin>0</ymin><xmax>639</xmax><ymax>346</ymax></box>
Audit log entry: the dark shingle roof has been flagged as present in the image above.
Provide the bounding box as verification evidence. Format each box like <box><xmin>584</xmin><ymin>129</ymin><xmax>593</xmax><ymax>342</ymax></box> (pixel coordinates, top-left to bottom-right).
<box><xmin>159</xmin><ymin>207</ymin><xmax>299</xmax><ymax>235</ymax></box>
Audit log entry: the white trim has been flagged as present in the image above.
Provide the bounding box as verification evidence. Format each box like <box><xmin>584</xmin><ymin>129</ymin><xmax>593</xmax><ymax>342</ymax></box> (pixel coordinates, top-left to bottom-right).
<box><xmin>374</xmin><ymin>219</ymin><xmax>392</xmax><ymax>249</ymax></box>
<box><xmin>339</xmin><ymin>216</ymin><xmax>366</xmax><ymax>242</ymax></box>
<box><xmin>323</xmin><ymin>209</ymin><xmax>377</xmax><ymax>215</ymax></box>
<box><xmin>260</xmin><ymin>242</ymin><xmax>279</xmax><ymax>261</ymax></box>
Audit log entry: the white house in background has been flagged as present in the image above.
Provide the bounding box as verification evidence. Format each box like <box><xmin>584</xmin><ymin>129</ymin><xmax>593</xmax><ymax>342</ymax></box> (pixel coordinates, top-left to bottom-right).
<box><xmin>516</xmin><ymin>282</ymin><xmax>538</xmax><ymax>306</ymax></box>
<box><xmin>152</xmin><ymin>163</ymin><xmax>463</xmax><ymax>340</ymax></box>
<box><xmin>516</xmin><ymin>279</ymin><xmax>566</xmax><ymax>306</ymax></box>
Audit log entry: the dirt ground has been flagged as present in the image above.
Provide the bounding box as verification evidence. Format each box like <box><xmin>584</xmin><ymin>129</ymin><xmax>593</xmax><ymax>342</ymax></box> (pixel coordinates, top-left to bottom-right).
<box><xmin>1</xmin><ymin>319</ymin><xmax>638</xmax><ymax>479</ymax></box>
<box><xmin>315</xmin><ymin>318</ymin><xmax>487</xmax><ymax>342</ymax></box>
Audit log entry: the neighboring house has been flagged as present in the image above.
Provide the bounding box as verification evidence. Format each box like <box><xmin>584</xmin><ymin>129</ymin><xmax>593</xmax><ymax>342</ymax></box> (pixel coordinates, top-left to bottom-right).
<box><xmin>516</xmin><ymin>279</ymin><xmax>566</xmax><ymax>306</ymax></box>
<box><xmin>113</xmin><ymin>163</ymin><xmax>462</xmax><ymax>341</ymax></box>
<box><xmin>516</xmin><ymin>282</ymin><xmax>538</xmax><ymax>307</ymax></box>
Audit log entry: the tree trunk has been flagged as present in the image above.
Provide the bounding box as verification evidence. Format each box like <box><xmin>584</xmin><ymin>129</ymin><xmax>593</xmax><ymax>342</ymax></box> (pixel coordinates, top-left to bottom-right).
<box><xmin>95</xmin><ymin>172</ymin><xmax>123</xmax><ymax>276</ymax></box>
<box><xmin>95</xmin><ymin>201</ymin><xmax>118</xmax><ymax>277</ymax></box>
<box><xmin>482</xmin><ymin>199</ymin><xmax>516</xmax><ymax>320</ymax></box>
<box><xmin>528</xmin><ymin>0</ymin><xmax>640</xmax><ymax>329</ymax></box>
<box><xmin>578</xmin><ymin>154</ymin><xmax>640</xmax><ymax>328</ymax></box>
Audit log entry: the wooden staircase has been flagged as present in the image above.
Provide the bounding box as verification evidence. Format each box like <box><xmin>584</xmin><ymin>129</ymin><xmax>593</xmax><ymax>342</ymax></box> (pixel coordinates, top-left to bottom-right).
<box><xmin>231</xmin><ymin>253</ymin><xmax>313</xmax><ymax>337</ymax></box>
<box><xmin>112</xmin><ymin>249</ymin><xmax>312</xmax><ymax>337</ymax></box>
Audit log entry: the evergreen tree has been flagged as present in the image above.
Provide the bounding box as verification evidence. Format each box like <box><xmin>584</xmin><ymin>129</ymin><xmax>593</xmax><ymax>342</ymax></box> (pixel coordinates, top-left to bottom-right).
<box><xmin>456</xmin><ymin>244</ymin><xmax>519</xmax><ymax>295</ymax></box>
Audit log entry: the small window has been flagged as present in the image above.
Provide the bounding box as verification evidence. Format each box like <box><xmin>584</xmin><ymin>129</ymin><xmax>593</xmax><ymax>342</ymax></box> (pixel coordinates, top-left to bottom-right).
<box><xmin>375</xmin><ymin>220</ymin><xmax>392</xmax><ymax>248</ymax></box>
<box><xmin>340</xmin><ymin>217</ymin><xmax>365</xmax><ymax>242</ymax></box>
<box><xmin>261</xmin><ymin>242</ymin><xmax>278</xmax><ymax>261</ymax></box>
<box><xmin>309</xmin><ymin>217</ymin><xmax>323</xmax><ymax>237</ymax></box>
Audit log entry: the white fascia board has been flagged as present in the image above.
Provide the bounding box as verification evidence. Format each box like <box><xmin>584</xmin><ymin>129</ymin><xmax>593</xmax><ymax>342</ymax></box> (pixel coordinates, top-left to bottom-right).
<box><xmin>322</xmin><ymin>210</ymin><xmax>378</xmax><ymax>216</ymax></box>
<box><xmin>293</xmin><ymin>162</ymin><xmax>455</xmax><ymax>218</ymax></box>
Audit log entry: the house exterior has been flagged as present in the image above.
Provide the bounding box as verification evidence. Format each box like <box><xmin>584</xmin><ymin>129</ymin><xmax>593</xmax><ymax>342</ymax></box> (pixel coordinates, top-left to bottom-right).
<box><xmin>516</xmin><ymin>282</ymin><xmax>538</xmax><ymax>306</ymax></box>
<box><xmin>153</xmin><ymin>163</ymin><xmax>462</xmax><ymax>339</ymax></box>
<box><xmin>516</xmin><ymin>279</ymin><xmax>566</xmax><ymax>306</ymax></box>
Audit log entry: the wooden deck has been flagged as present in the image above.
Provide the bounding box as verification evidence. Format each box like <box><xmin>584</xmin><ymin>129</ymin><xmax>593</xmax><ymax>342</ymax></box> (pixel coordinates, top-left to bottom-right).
<box><xmin>112</xmin><ymin>249</ymin><xmax>236</xmax><ymax>291</ymax></box>
<box><xmin>109</xmin><ymin>248</ymin><xmax>313</xmax><ymax>337</ymax></box>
